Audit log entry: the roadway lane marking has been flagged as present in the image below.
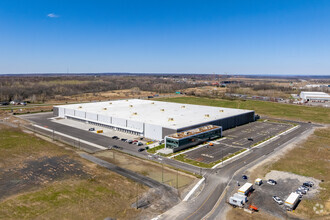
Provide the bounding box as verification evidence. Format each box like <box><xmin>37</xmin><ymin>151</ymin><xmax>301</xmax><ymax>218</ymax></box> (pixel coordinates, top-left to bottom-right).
<box><xmin>33</xmin><ymin>124</ymin><xmax>107</xmax><ymax>150</ymax></box>
<box><xmin>183</xmin><ymin>177</ymin><xmax>206</xmax><ymax>202</ymax></box>
<box><xmin>202</xmin><ymin>153</ymin><xmax>258</xmax><ymax>220</ymax></box>
<box><xmin>184</xmin><ymin>183</ymin><xmax>218</xmax><ymax>220</ymax></box>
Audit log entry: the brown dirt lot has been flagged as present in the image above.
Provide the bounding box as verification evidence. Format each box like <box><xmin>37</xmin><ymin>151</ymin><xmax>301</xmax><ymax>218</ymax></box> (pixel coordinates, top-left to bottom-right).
<box><xmin>226</xmin><ymin>208</ymin><xmax>280</xmax><ymax>220</ymax></box>
<box><xmin>0</xmin><ymin>125</ymin><xmax>148</xmax><ymax>220</ymax></box>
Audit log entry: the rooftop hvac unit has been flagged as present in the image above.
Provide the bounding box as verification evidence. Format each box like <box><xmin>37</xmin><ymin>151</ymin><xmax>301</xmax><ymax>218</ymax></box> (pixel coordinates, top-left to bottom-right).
<box><xmin>160</xmin><ymin>109</ymin><xmax>165</xmax><ymax>111</ymax></box>
<box><xmin>132</xmin><ymin>112</ymin><xmax>137</xmax><ymax>115</ymax></box>
<box><xmin>78</xmin><ymin>106</ymin><xmax>82</xmax><ymax>109</ymax></box>
<box><xmin>181</xmin><ymin>105</ymin><xmax>186</xmax><ymax>108</ymax></box>
<box><xmin>168</xmin><ymin>118</ymin><xmax>174</xmax><ymax>121</ymax></box>
<box><xmin>205</xmin><ymin>114</ymin><xmax>210</xmax><ymax>117</ymax></box>
<box><xmin>219</xmin><ymin>110</ymin><xmax>224</xmax><ymax>112</ymax></box>
<box><xmin>109</xmin><ymin>102</ymin><xmax>112</xmax><ymax>105</ymax></box>
<box><xmin>151</xmin><ymin>102</ymin><xmax>155</xmax><ymax>104</ymax></box>
<box><xmin>129</xmin><ymin>105</ymin><xmax>133</xmax><ymax>107</ymax></box>
<box><xmin>103</xmin><ymin>108</ymin><xmax>107</xmax><ymax>110</ymax></box>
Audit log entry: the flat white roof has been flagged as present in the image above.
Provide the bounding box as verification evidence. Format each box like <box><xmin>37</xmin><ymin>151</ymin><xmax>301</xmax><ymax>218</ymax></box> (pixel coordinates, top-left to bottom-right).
<box><xmin>55</xmin><ymin>99</ymin><xmax>254</xmax><ymax>130</ymax></box>
<box><xmin>285</xmin><ymin>192</ymin><xmax>299</xmax><ymax>205</ymax></box>
<box><xmin>238</xmin><ymin>183</ymin><xmax>253</xmax><ymax>193</ymax></box>
<box><xmin>300</xmin><ymin>91</ymin><xmax>330</xmax><ymax>98</ymax></box>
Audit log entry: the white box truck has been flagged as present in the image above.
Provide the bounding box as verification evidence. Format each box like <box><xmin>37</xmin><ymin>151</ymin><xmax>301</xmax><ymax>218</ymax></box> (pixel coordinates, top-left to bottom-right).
<box><xmin>229</xmin><ymin>194</ymin><xmax>245</xmax><ymax>207</ymax></box>
<box><xmin>285</xmin><ymin>192</ymin><xmax>300</xmax><ymax>211</ymax></box>
<box><xmin>238</xmin><ymin>183</ymin><xmax>253</xmax><ymax>196</ymax></box>
<box><xmin>255</xmin><ymin>178</ymin><xmax>263</xmax><ymax>186</ymax></box>
<box><xmin>233</xmin><ymin>193</ymin><xmax>248</xmax><ymax>203</ymax></box>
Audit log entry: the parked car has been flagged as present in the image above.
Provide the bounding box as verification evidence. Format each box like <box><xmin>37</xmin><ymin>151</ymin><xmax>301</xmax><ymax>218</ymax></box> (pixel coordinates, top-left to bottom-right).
<box><xmin>126</xmin><ymin>140</ymin><xmax>133</xmax><ymax>144</ymax></box>
<box><xmin>247</xmin><ymin>138</ymin><xmax>254</xmax><ymax>141</ymax></box>
<box><xmin>267</xmin><ymin>179</ymin><xmax>277</xmax><ymax>185</ymax></box>
<box><xmin>138</xmin><ymin>148</ymin><xmax>145</xmax><ymax>152</ymax></box>
<box><xmin>112</xmin><ymin>145</ymin><xmax>122</xmax><ymax>150</ymax></box>
<box><xmin>295</xmin><ymin>190</ymin><xmax>303</xmax><ymax>198</ymax></box>
<box><xmin>121</xmin><ymin>138</ymin><xmax>127</xmax><ymax>142</ymax></box>
<box><xmin>303</xmin><ymin>181</ymin><xmax>314</xmax><ymax>187</ymax></box>
<box><xmin>137</xmin><ymin>142</ymin><xmax>143</xmax><ymax>146</ymax></box>
<box><xmin>242</xmin><ymin>175</ymin><xmax>248</xmax><ymax>180</ymax></box>
<box><xmin>132</xmin><ymin>140</ymin><xmax>138</xmax><ymax>143</ymax></box>
<box><xmin>88</xmin><ymin>128</ymin><xmax>95</xmax><ymax>131</ymax></box>
<box><xmin>112</xmin><ymin>136</ymin><xmax>119</xmax><ymax>139</ymax></box>
<box><xmin>272</xmin><ymin>196</ymin><xmax>283</xmax><ymax>205</ymax></box>
<box><xmin>300</xmin><ymin>185</ymin><xmax>309</xmax><ymax>191</ymax></box>
<box><xmin>297</xmin><ymin>187</ymin><xmax>307</xmax><ymax>194</ymax></box>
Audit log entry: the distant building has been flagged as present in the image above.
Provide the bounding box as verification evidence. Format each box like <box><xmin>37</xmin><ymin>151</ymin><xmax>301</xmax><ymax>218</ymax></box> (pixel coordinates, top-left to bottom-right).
<box><xmin>299</xmin><ymin>91</ymin><xmax>330</xmax><ymax>102</ymax></box>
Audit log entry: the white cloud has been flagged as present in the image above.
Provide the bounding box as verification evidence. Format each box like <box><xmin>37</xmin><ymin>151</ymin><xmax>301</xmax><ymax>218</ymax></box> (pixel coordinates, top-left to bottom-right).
<box><xmin>47</xmin><ymin>13</ymin><xmax>59</xmax><ymax>18</ymax></box>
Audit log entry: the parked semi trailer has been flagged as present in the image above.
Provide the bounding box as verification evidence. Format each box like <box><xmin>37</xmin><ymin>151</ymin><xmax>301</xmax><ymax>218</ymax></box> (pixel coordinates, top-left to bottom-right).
<box><xmin>285</xmin><ymin>192</ymin><xmax>300</xmax><ymax>211</ymax></box>
<box><xmin>238</xmin><ymin>183</ymin><xmax>254</xmax><ymax>196</ymax></box>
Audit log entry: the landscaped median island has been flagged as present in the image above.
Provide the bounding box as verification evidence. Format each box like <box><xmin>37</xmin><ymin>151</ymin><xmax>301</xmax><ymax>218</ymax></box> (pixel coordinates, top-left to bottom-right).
<box><xmin>146</xmin><ymin>144</ymin><xmax>165</xmax><ymax>154</ymax></box>
<box><xmin>174</xmin><ymin>148</ymin><xmax>247</xmax><ymax>169</ymax></box>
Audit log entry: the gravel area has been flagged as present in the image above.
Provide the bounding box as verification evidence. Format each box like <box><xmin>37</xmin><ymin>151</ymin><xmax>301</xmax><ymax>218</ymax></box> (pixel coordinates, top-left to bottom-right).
<box><xmin>265</xmin><ymin>170</ymin><xmax>321</xmax><ymax>199</ymax></box>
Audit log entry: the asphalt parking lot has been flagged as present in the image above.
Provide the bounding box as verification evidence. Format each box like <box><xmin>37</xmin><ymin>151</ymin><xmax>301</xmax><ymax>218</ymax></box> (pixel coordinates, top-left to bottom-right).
<box><xmin>246</xmin><ymin>178</ymin><xmax>315</xmax><ymax>218</ymax></box>
<box><xmin>18</xmin><ymin>113</ymin><xmax>149</xmax><ymax>155</ymax></box>
<box><xmin>184</xmin><ymin>121</ymin><xmax>292</xmax><ymax>163</ymax></box>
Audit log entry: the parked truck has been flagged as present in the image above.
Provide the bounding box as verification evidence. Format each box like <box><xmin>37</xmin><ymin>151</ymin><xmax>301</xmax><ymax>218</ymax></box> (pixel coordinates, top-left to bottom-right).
<box><xmin>284</xmin><ymin>192</ymin><xmax>300</xmax><ymax>211</ymax></box>
<box><xmin>229</xmin><ymin>194</ymin><xmax>246</xmax><ymax>207</ymax></box>
<box><xmin>238</xmin><ymin>183</ymin><xmax>253</xmax><ymax>196</ymax></box>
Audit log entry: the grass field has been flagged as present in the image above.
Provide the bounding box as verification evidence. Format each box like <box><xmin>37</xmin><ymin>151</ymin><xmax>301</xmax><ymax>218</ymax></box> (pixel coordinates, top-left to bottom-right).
<box><xmin>268</xmin><ymin>127</ymin><xmax>330</xmax><ymax>219</ymax></box>
<box><xmin>94</xmin><ymin>150</ymin><xmax>196</xmax><ymax>192</ymax></box>
<box><xmin>156</xmin><ymin>97</ymin><xmax>330</xmax><ymax>124</ymax></box>
<box><xmin>247</xmin><ymin>127</ymin><xmax>330</xmax><ymax>219</ymax></box>
<box><xmin>0</xmin><ymin>125</ymin><xmax>147</xmax><ymax>220</ymax></box>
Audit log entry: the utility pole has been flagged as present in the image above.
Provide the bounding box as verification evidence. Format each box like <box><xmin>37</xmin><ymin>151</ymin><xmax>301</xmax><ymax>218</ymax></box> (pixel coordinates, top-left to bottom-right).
<box><xmin>176</xmin><ymin>169</ymin><xmax>179</xmax><ymax>190</ymax></box>
<box><xmin>162</xmin><ymin>162</ymin><xmax>164</xmax><ymax>183</ymax></box>
<box><xmin>136</xmin><ymin>183</ymin><xmax>139</xmax><ymax>209</ymax></box>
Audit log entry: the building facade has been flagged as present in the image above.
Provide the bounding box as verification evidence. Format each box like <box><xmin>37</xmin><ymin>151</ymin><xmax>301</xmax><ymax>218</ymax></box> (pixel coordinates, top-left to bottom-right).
<box><xmin>165</xmin><ymin>125</ymin><xmax>222</xmax><ymax>152</ymax></box>
<box><xmin>53</xmin><ymin>99</ymin><xmax>255</xmax><ymax>140</ymax></box>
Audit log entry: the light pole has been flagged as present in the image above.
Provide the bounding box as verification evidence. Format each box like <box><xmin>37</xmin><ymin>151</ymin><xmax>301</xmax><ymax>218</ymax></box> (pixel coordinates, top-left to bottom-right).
<box><xmin>136</xmin><ymin>183</ymin><xmax>139</xmax><ymax>209</ymax></box>
<box><xmin>176</xmin><ymin>169</ymin><xmax>179</xmax><ymax>190</ymax></box>
<box><xmin>162</xmin><ymin>162</ymin><xmax>164</xmax><ymax>183</ymax></box>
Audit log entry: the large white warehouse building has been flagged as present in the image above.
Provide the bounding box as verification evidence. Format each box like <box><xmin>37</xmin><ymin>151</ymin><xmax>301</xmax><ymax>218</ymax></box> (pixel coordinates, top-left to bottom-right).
<box><xmin>53</xmin><ymin>99</ymin><xmax>255</xmax><ymax>141</ymax></box>
<box><xmin>299</xmin><ymin>91</ymin><xmax>330</xmax><ymax>102</ymax></box>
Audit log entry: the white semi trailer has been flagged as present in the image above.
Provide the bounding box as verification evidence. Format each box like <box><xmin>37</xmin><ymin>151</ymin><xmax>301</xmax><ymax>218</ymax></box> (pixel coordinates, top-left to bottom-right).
<box><xmin>238</xmin><ymin>183</ymin><xmax>253</xmax><ymax>196</ymax></box>
<box><xmin>285</xmin><ymin>192</ymin><xmax>300</xmax><ymax>211</ymax></box>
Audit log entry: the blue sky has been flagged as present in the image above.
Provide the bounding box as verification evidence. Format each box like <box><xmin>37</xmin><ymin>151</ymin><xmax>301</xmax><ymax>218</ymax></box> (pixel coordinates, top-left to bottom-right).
<box><xmin>0</xmin><ymin>0</ymin><xmax>329</xmax><ymax>75</ymax></box>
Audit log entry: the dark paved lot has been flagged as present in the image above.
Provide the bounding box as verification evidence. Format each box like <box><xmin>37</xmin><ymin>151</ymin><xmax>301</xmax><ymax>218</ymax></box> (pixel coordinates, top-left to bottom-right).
<box><xmin>19</xmin><ymin>113</ymin><xmax>146</xmax><ymax>154</ymax></box>
<box><xmin>184</xmin><ymin>122</ymin><xmax>292</xmax><ymax>163</ymax></box>
<box><xmin>246</xmin><ymin>179</ymin><xmax>308</xmax><ymax>218</ymax></box>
